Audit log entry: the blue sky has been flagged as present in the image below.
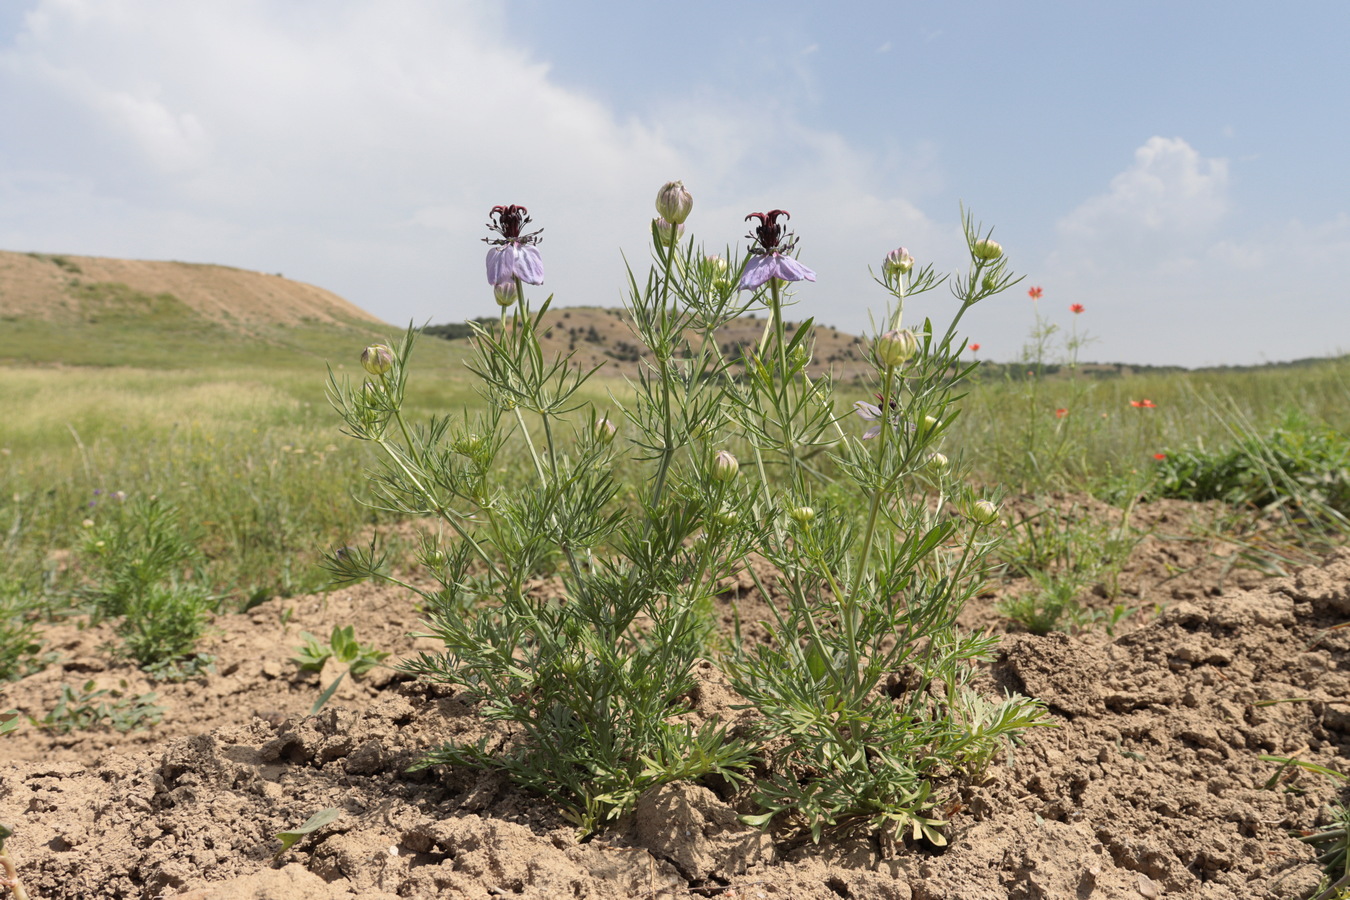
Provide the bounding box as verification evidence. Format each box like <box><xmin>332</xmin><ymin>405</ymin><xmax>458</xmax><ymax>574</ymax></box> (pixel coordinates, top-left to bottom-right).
<box><xmin>1</xmin><ymin>1</ymin><xmax>1347</xmax><ymax>366</ymax></box>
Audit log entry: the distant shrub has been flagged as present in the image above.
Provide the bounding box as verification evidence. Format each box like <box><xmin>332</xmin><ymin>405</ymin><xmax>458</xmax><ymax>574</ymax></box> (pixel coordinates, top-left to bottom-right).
<box><xmin>423</xmin><ymin>318</ymin><xmax>498</xmax><ymax>342</ymax></box>
<box><xmin>27</xmin><ymin>252</ymin><xmax>83</xmax><ymax>274</ymax></box>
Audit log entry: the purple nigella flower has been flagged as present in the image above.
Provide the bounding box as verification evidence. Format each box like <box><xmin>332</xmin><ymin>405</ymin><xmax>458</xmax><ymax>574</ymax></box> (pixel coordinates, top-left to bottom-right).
<box><xmin>854</xmin><ymin>394</ymin><xmax>913</xmax><ymax>440</ymax></box>
<box><xmin>483</xmin><ymin>204</ymin><xmax>544</xmax><ymax>286</ymax></box>
<box><xmin>738</xmin><ymin>210</ymin><xmax>816</xmax><ymax>290</ymax></box>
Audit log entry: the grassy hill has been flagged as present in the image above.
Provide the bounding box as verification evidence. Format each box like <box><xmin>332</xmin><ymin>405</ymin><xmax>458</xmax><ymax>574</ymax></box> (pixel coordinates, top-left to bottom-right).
<box><xmin>0</xmin><ymin>250</ymin><xmax>414</xmax><ymax>369</ymax></box>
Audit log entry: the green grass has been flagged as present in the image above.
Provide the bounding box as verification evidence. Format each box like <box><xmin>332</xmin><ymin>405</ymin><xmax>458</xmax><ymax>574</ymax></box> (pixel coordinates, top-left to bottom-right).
<box><xmin>1</xmin><ymin>313</ymin><xmax>1346</xmax><ymax>670</ymax></box>
<box><xmin>951</xmin><ymin>355</ymin><xmax>1350</xmax><ymax>491</ymax></box>
<box><xmin>0</xmin><ymin>318</ymin><xmax>483</xmax><ymax>621</ymax></box>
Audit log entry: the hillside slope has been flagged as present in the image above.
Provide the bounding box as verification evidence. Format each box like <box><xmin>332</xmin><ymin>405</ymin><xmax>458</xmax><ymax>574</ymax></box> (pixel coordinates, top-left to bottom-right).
<box><xmin>0</xmin><ymin>250</ymin><xmax>385</xmax><ymax>328</ymax></box>
<box><xmin>430</xmin><ymin>305</ymin><xmax>876</xmax><ymax>382</ymax></box>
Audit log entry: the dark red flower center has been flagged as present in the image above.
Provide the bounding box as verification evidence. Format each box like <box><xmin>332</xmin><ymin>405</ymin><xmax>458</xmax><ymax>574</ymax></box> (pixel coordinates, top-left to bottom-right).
<box><xmin>485</xmin><ymin>205</ymin><xmax>543</xmax><ymax>245</ymax></box>
<box><xmin>744</xmin><ymin>210</ymin><xmax>795</xmax><ymax>255</ymax></box>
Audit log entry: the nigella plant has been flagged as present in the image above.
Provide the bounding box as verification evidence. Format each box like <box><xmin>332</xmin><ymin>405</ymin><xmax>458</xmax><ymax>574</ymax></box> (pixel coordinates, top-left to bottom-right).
<box><xmin>329</xmin><ymin>187</ymin><xmax>1049</xmax><ymax>848</ymax></box>
<box><xmin>484</xmin><ymin>204</ymin><xmax>544</xmax><ymax>287</ymax></box>
<box><xmin>328</xmin><ymin>187</ymin><xmax>755</xmax><ymax>837</ymax></box>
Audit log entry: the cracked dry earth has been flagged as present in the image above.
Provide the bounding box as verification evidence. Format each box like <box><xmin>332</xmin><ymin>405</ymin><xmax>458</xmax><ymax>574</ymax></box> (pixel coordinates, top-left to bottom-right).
<box><xmin>2</xmin><ymin>499</ymin><xmax>1349</xmax><ymax>899</ymax></box>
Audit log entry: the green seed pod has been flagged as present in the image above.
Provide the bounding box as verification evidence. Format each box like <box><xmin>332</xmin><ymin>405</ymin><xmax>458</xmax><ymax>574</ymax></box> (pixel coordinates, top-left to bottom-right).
<box><xmin>874</xmin><ymin>329</ymin><xmax>918</xmax><ymax>368</ymax></box>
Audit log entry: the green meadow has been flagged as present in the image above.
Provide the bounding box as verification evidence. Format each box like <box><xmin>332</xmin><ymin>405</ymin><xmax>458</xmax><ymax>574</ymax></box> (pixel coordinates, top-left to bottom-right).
<box><xmin>2</xmin><ymin>311</ymin><xmax>1347</xmax><ymax>619</ymax></box>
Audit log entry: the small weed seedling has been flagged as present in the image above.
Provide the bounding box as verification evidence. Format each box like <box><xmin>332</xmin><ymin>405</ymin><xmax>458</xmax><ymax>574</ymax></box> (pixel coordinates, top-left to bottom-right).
<box><xmin>293</xmin><ymin>625</ymin><xmax>390</xmax><ymax>714</ymax></box>
<box><xmin>0</xmin><ymin>581</ymin><xmax>43</xmax><ymax>684</ymax></box>
<box><xmin>292</xmin><ymin>624</ymin><xmax>389</xmax><ymax>676</ymax></box>
<box><xmin>40</xmin><ymin>680</ymin><xmax>163</xmax><ymax>733</ymax></box>
<box><xmin>273</xmin><ymin>808</ymin><xmax>342</xmax><ymax>860</ymax></box>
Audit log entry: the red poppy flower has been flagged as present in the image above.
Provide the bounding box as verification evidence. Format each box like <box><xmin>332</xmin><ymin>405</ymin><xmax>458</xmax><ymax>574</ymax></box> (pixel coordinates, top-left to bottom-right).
<box><xmin>1070</xmin><ymin>303</ymin><xmax>1085</xmax><ymax>314</ymax></box>
<box><xmin>1028</xmin><ymin>286</ymin><xmax>1043</xmax><ymax>300</ymax></box>
<box><xmin>969</xmin><ymin>343</ymin><xmax>981</xmax><ymax>352</ymax></box>
<box><xmin>1130</xmin><ymin>399</ymin><xmax>1157</xmax><ymax>408</ymax></box>
<box><xmin>1154</xmin><ymin>453</ymin><xmax>1167</xmax><ymax>460</ymax></box>
<box><xmin>1055</xmin><ymin>408</ymin><xmax>1068</xmax><ymax>418</ymax></box>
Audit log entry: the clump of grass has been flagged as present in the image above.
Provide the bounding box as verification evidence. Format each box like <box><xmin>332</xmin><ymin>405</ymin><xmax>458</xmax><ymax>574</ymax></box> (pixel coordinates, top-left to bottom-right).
<box><xmin>76</xmin><ymin>495</ymin><xmax>215</xmax><ymax>671</ymax></box>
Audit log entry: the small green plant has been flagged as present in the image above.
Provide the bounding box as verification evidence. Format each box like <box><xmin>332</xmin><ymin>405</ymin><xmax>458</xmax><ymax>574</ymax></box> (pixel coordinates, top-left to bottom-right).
<box><xmin>0</xmin><ymin>581</ymin><xmax>43</xmax><ymax>683</ymax></box>
<box><xmin>996</xmin><ymin>569</ymin><xmax>1089</xmax><ymax>636</ymax></box>
<box><xmin>77</xmin><ymin>495</ymin><xmax>215</xmax><ymax>669</ymax></box>
<box><xmin>39</xmin><ymin>680</ymin><xmax>163</xmax><ymax>733</ymax></box>
<box><xmin>273</xmin><ymin>808</ymin><xmax>342</xmax><ymax>860</ymax></box>
<box><xmin>993</xmin><ymin>497</ymin><xmax>1143</xmax><ymax>635</ymax></box>
<box><xmin>292</xmin><ymin>624</ymin><xmax>389</xmax><ymax>677</ymax></box>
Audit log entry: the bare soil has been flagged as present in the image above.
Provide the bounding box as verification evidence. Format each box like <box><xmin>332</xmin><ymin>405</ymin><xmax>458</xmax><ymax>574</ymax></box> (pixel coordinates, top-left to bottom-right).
<box><xmin>2</xmin><ymin>498</ymin><xmax>1348</xmax><ymax>899</ymax></box>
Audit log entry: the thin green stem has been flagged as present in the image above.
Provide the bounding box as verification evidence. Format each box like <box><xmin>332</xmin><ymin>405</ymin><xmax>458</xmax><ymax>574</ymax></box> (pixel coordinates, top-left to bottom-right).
<box><xmin>647</xmin><ymin>234</ymin><xmax>680</xmax><ymax>514</ymax></box>
<box><xmin>855</xmin><ymin>360</ymin><xmax>898</xmax><ymax>581</ymax></box>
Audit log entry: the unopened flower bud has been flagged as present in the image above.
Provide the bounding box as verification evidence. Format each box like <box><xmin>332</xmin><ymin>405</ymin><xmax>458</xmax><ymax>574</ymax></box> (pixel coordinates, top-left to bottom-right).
<box><xmin>713</xmin><ymin>507</ymin><xmax>737</xmax><ymax>528</ymax></box>
<box><xmin>970</xmin><ymin>500</ymin><xmax>1000</xmax><ymax>526</ymax></box>
<box><xmin>652</xmin><ymin>218</ymin><xmax>685</xmax><ymax>247</ymax></box>
<box><xmin>655</xmin><ymin>180</ymin><xmax>693</xmax><ymax>225</ymax></box>
<box><xmin>972</xmin><ymin>238</ymin><xmax>1003</xmax><ymax>261</ymax></box>
<box><xmin>928</xmin><ymin>452</ymin><xmax>949</xmax><ymax>470</ymax></box>
<box><xmin>361</xmin><ymin>344</ymin><xmax>394</xmax><ymax>375</ymax></box>
<box><xmin>711</xmin><ymin>450</ymin><xmax>739</xmax><ymax>483</ymax></box>
<box><xmin>452</xmin><ymin>434</ymin><xmax>482</xmax><ymax>457</ymax></box>
<box><xmin>703</xmin><ymin>255</ymin><xmax>728</xmax><ymax>277</ymax></box>
<box><xmin>874</xmin><ymin>329</ymin><xmax>919</xmax><ymax>367</ymax></box>
<box><xmin>493</xmin><ymin>281</ymin><xmax>518</xmax><ymax>307</ymax></box>
<box><xmin>789</xmin><ymin>506</ymin><xmax>816</xmax><ymax>526</ymax></box>
<box><xmin>712</xmin><ymin>277</ymin><xmax>733</xmax><ymax>294</ymax></box>
<box><xmin>982</xmin><ymin>273</ymin><xmax>997</xmax><ymax>292</ymax></box>
<box><xmin>595</xmin><ymin>417</ymin><xmax>616</xmax><ymax>445</ymax></box>
<box><xmin>883</xmin><ymin>247</ymin><xmax>914</xmax><ymax>276</ymax></box>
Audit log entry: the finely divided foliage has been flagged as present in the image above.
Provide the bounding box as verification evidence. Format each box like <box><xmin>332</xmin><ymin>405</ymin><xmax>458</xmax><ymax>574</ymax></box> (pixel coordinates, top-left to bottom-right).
<box><xmin>327</xmin><ymin>185</ymin><xmax>1050</xmax><ymax>840</ymax></box>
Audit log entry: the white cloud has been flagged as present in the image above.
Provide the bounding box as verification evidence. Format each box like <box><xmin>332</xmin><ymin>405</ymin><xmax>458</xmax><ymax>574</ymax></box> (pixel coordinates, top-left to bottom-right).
<box><xmin>0</xmin><ymin>0</ymin><xmax>951</xmax><ymax>341</ymax></box>
<box><xmin>1032</xmin><ymin>137</ymin><xmax>1349</xmax><ymax>366</ymax></box>
<box><xmin>1058</xmin><ymin>136</ymin><xmax>1228</xmax><ymax>240</ymax></box>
